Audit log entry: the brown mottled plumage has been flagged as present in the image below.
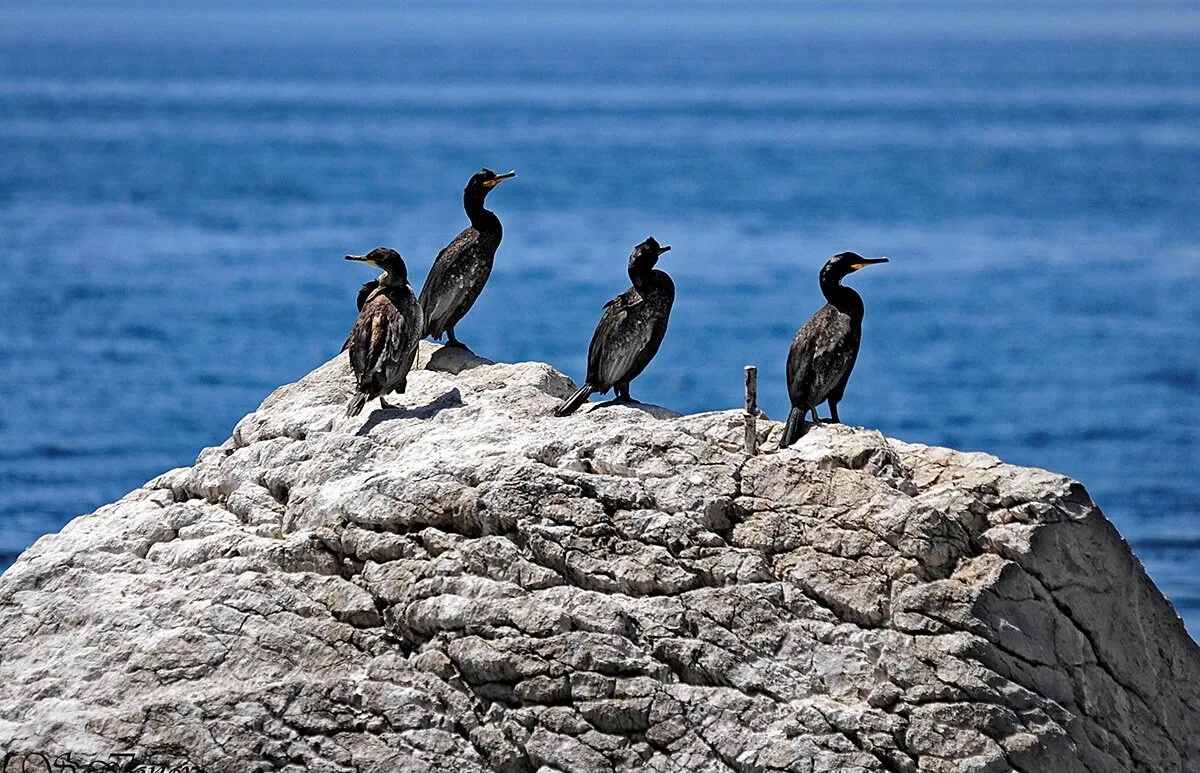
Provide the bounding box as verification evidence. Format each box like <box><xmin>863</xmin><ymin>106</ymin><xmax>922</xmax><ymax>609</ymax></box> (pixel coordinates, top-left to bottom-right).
<box><xmin>344</xmin><ymin>248</ymin><xmax>423</xmax><ymax>417</ymax></box>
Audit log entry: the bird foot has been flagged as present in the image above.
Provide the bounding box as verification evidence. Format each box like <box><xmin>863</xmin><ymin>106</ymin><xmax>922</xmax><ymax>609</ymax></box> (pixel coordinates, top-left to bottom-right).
<box><xmin>380</xmin><ymin>397</ymin><xmax>403</xmax><ymax>411</ymax></box>
<box><xmin>444</xmin><ymin>339</ymin><xmax>469</xmax><ymax>350</ymax></box>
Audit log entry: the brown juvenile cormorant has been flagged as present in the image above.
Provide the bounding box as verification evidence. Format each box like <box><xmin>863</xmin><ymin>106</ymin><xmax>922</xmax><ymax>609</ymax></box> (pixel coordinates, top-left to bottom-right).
<box><xmin>417</xmin><ymin>168</ymin><xmax>516</xmax><ymax>349</ymax></box>
<box><xmin>343</xmin><ymin>247</ymin><xmax>424</xmax><ymax>417</ymax></box>
<box><xmin>780</xmin><ymin>251</ymin><xmax>888</xmax><ymax>447</ymax></box>
<box><xmin>554</xmin><ymin>237</ymin><xmax>675</xmax><ymax>416</ymax></box>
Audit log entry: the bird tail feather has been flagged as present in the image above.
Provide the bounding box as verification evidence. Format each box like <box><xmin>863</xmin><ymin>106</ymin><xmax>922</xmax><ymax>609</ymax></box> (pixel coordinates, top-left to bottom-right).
<box><xmin>554</xmin><ymin>384</ymin><xmax>594</xmax><ymax>417</ymax></box>
<box><xmin>345</xmin><ymin>393</ymin><xmax>368</xmax><ymax>417</ymax></box>
<box><xmin>780</xmin><ymin>406</ymin><xmax>808</xmax><ymax>448</ymax></box>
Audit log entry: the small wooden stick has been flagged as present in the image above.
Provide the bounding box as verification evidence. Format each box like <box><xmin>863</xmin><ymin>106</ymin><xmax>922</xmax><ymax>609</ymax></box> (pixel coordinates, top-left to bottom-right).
<box><xmin>744</xmin><ymin>365</ymin><xmax>758</xmax><ymax>455</ymax></box>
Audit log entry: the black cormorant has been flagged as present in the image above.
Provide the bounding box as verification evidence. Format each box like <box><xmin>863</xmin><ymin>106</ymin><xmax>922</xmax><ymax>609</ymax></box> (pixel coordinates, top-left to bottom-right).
<box><xmin>343</xmin><ymin>247</ymin><xmax>424</xmax><ymax>417</ymax></box>
<box><xmin>780</xmin><ymin>251</ymin><xmax>888</xmax><ymax>447</ymax></box>
<box><xmin>555</xmin><ymin>237</ymin><xmax>675</xmax><ymax>416</ymax></box>
<box><xmin>418</xmin><ymin>168</ymin><xmax>516</xmax><ymax>349</ymax></box>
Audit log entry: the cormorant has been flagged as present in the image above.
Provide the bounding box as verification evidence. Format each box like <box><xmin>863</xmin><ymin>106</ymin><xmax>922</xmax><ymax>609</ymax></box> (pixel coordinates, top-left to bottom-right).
<box><xmin>343</xmin><ymin>247</ymin><xmax>424</xmax><ymax>417</ymax></box>
<box><xmin>418</xmin><ymin>168</ymin><xmax>516</xmax><ymax>349</ymax></box>
<box><xmin>555</xmin><ymin>237</ymin><xmax>675</xmax><ymax>416</ymax></box>
<box><xmin>780</xmin><ymin>251</ymin><xmax>888</xmax><ymax>447</ymax></box>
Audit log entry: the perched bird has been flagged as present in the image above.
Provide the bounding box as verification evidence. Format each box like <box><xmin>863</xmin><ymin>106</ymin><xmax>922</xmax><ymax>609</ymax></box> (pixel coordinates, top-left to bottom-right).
<box><xmin>780</xmin><ymin>251</ymin><xmax>888</xmax><ymax>447</ymax></box>
<box><xmin>555</xmin><ymin>237</ymin><xmax>675</xmax><ymax>416</ymax></box>
<box><xmin>418</xmin><ymin>168</ymin><xmax>516</xmax><ymax>349</ymax></box>
<box><xmin>343</xmin><ymin>247</ymin><xmax>424</xmax><ymax>417</ymax></box>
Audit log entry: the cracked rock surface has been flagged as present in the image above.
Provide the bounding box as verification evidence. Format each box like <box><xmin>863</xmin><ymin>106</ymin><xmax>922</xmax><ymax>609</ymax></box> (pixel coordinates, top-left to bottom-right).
<box><xmin>2</xmin><ymin>343</ymin><xmax>1198</xmax><ymax>772</ymax></box>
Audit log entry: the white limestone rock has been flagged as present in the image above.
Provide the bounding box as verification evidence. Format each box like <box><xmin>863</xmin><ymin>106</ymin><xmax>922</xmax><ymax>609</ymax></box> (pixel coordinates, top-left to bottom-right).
<box><xmin>1</xmin><ymin>342</ymin><xmax>1197</xmax><ymax>773</ymax></box>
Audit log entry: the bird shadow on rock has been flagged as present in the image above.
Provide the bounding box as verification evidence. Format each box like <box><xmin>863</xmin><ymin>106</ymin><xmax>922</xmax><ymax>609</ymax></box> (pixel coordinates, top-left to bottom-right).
<box><xmin>423</xmin><ymin>345</ymin><xmax>493</xmax><ymax>375</ymax></box>
<box><xmin>586</xmin><ymin>399</ymin><xmax>680</xmax><ymax>419</ymax></box>
<box><xmin>355</xmin><ymin>388</ymin><xmax>464</xmax><ymax>436</ymax></box>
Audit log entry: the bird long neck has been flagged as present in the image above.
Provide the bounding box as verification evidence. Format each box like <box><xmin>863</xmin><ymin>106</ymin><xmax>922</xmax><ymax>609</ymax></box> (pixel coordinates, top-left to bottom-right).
<box><xmin>630</xmin><ymin>266</ymin><xmax>672</xmax><ymax>297</ymax></box>
<box><xmin>379</xmin><ymin>268</ymin><xmax>408</xmax><ymax>289</ymax></box>
<box><xmin>820</xmin><ymin>275</ymin><xmax>864</xmax><ymax>318</ymax></box>
<box><xmin>629</xmin><ymin>263</ymin><xmax>655</xmax><ymax>293</ymax></box>
<box><xmin>464</xmin><ymin>189</ymin><xmax>501</xmax><ymax>233</ymax></box>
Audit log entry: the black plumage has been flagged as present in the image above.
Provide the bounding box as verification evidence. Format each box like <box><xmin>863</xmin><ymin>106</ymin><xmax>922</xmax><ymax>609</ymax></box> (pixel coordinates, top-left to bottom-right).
<box><xmin>780</xmin><ymin>251</ymin><xmax>888</xmax><ymax>447</ymax></box>
<box><xmin>555</xmin><ymin>237</ymin><xmax>675</xmax><ymax>416</ymax></box>
<box><xmin>418</xmin><ymin>168</ymin><xmax>515</xmax><ymax>348</ymax></box>
<box><xmin>343</xmin><ymin>247</ymin><xmax>424</xmax><ymax>417</ymax></box>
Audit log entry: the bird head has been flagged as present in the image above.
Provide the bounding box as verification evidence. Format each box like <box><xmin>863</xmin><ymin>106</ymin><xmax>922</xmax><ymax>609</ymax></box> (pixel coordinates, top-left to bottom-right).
<box><xmin>628</xmin><ymin>236</ymin><xmax>672</xmax><ymax>274</ymax></box>
<box><xmin>346</xmin><ymin>247</ymin><xmax>408</xmax><ymax>283</ymax></box>
<box><xmin>466</xmin><ymin>168</ymin><xmax>516</xmax><ymax>198</ymax></box>
<box><xmin>820</xmin><ymin>251</ymin><xmax>888</xmax><ymax>284</ymax></box>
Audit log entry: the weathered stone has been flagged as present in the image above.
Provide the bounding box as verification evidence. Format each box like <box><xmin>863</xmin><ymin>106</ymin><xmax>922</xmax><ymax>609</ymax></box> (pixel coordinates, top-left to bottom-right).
<box><xmin>1</xmin><ymin>342</ymin><xmax>1197</xmax><ymax>773</ymax></box>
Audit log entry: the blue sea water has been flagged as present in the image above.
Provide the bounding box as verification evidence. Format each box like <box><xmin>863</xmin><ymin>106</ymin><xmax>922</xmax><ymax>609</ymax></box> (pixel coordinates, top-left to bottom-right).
<box><xmin>1</xmin><ymin>3</ymin><xmax>1198</xmax><ymax>636</ymax></box>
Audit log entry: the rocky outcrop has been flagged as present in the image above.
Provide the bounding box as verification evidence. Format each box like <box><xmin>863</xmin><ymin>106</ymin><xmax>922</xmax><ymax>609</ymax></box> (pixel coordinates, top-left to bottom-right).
<box><xmin>1</xmin><ymin>343</ymin><xmax>1197</xmax><ymax>773</ymax></box>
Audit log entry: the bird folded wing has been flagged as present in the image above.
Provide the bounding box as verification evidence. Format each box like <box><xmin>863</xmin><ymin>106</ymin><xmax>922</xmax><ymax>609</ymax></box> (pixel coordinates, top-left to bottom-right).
<box><xmin>593</xmin><ymin>306</ymin><xmax>656</xmax><ymax>388</ymax></box>
<box><xmin>604</xmin><ymin>293</ymin><xmax>642</xmax><ymax>311</ymax></box>
<box><xmin>356</xmin><ymin>280</ymin><xmax>380</xmax><ymax>312</ymax></box>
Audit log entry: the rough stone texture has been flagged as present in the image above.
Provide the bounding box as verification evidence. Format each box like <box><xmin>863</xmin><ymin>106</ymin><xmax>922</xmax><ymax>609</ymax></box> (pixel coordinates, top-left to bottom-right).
<box><xmin>1</xmin><ymin>343</ymin><xmax>1198</xmax><ymax>773</ymax></box>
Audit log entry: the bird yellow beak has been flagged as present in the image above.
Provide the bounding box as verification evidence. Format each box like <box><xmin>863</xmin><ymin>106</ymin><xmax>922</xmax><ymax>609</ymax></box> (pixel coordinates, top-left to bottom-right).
<box><xmin>851</xmin><ymin>257</ymin><xmax>889</xmax><ymax>270</ymax></box>
<box><xmin>483</xmin><ymin>170</ymin><xmax>517</xmax><ymax>188</ymax></box>
<box><xmin>345</xmin><ymin>254</ymin><xmax>377</xmax><ymax>267</ymax></box>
